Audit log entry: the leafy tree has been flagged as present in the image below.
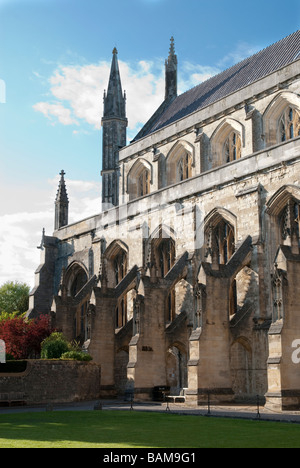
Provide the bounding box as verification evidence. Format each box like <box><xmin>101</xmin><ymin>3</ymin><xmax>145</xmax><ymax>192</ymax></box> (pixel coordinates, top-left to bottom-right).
<box><xmin>0</xmin><ymin>314</ymin><xmax>53</xmax><ymax>359</ymax></box>
<box><xmin>0</xmin><ymin>311</ymin><xmax>20</xmax><ymax>322</ymax></box>
<box><xmin>0</xmin><ymin>281</ymin><xmax>30</xmax><ymax>314</ymax></box>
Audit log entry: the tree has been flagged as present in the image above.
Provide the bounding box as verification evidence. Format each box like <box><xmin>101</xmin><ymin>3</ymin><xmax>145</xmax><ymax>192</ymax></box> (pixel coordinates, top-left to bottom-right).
<box><xmin>0</xmin><ymin>314</ymin><xmax>53</xmax><ymax>359</ymax></box>
<box><xmin>0</xmin><ymin>281</ymin><xmax>30</xmax><ymax>314</ymax></box>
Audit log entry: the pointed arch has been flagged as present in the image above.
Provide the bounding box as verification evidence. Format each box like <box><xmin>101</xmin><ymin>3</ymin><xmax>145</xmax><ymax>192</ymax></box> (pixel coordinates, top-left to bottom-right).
<box><xmin>127</xmin><ymin>158</ymin><xmax>152</xmax><ymax>200</ymax></box>
<box><xmin>63</xmin><ymin>262</ymin><xmax>91</xmax><ymax>343</ymax></box>
<box><xmin>166</xmin><ymin>140</ymin><xmax>194</xmax><ymax>185</ymax></box>
<box><xmin>267</xmin><ymin>185</ymin><xmax>300</xmax><ymax>252</ymax></box>
<box><xmin>104</xmin><ymin>239</ymin><xmax>129</xmax><ymax>260</ymax></box>
<box><xmin>204</xmin><ymin>207</ymin><xmax>237</xmax><ymax>232</ymax></box>
<box><xmin>144</xmin><ymin>224</ymin><xmax>176</xmax><ymax>277</ymax></box>
<box><xmin>211</xmin><ymin>118</ymin><xmax>244</xmax><ymax>168</ymax></box>
<box><xmin>263</xmin><ymin>91</ymin><xmax>300</xmax><ymax>146</ymax></box>
<box><xmin>65</xmin><ymin>261</ymin><xmax>89</xmax><ymax>298</ymax></box>
<box><xmin>203</xmin><ymin>208</ymin><xmax>237</xmax><ymax>266</ymax></box>
<box><xmin>103</xmin><ymin>239</ymin><xmax>129</xmax><ymax>288</ymax></box>
<box><xmin>266</xmin><ymin>185</ymin><xmax>300</xmax><ymax>216</ymax></box>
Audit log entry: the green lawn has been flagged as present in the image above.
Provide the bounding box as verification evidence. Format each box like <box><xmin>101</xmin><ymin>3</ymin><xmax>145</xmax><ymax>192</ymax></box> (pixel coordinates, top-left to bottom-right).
<box><xmin>0</xmin><ymin>410</ymin><xmax>299</xmax><ymax>448</ymax></box>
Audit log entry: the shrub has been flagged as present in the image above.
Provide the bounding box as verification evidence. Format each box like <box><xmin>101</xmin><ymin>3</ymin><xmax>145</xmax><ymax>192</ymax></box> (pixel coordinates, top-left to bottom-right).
<box><xmin>0</xmin><ymin>314</ymin><xmax>53</xmax><ymax>359</ymax></box>
<box><xmin>60</xmin><ymin>351</ymin><xmax>93</xmax><ymax>361</ymax></box>
<box><xmin>41</xmin><ymin>332</ymin><xmax>70</xmax><ymax>359</ymax></box>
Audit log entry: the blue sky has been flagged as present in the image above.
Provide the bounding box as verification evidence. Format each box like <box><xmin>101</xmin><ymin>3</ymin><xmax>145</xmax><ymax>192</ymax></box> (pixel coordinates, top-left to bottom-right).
<box><xmin>0</xmin><ymin>0</ymin><xmax>299</xmax><ymax>287</ymax></box>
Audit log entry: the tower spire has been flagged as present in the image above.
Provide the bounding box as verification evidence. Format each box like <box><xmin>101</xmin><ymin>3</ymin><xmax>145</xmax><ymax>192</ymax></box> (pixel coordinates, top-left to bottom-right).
<box><xmin>101</xmin><ymin>48</ymin><xmax>128</xmax><ymax>208</ymax></box>
<box><xmin>55</xmin><ymin>170</ymin><xmax>69</xmax><ymax>230</ymax></box>
<box><xmin>103</xmin><ymin>47</ymin><xmax>126</xmax><ymax>119</ymax></box>
<box><xmin>165</xmin><ymin>36</ymin><xmax>178</xmax><ymax>100</ymax></box>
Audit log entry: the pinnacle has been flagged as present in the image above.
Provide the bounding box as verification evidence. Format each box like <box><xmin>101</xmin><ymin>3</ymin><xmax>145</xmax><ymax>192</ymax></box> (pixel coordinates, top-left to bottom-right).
<box><xmin>169</xmin><ymin>36</ymin><xmax>175</xmax><ymax>56</ymax></box>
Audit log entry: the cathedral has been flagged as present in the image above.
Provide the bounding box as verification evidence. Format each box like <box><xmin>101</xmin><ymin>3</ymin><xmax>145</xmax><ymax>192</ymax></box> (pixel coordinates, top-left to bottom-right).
<box><xmin>28</xmin><ymin>31</ymin><xmax>300</xmax><ymax>411</ymax></box>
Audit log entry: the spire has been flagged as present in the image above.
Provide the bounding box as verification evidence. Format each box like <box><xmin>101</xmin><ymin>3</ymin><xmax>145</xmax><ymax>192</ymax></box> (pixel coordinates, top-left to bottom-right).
<box><xmin>101</xmin><ymin>48</ymin><xmax>128</xmax><ymax>208</ymax></box>
<box><xmin>55</xmin><ymin>170</ymin><xmax>69</xmax><ymax>230</ymax></box>
<box><xmin>165</xmin><ymin>36</ymin><xmax>178</xmax><ymax>100</ymax></box>
<box><xmin>103</xmin><ymin>47</ymin><xmax>126</xmax><ymax>119</ymax></box>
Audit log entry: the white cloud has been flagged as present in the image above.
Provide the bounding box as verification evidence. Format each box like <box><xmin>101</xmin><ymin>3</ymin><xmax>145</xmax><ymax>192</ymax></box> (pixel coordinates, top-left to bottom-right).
<box><xmin>0</xmin><ymin>176</ymin><xmax>101</xmax><ymax>289</ymax></box>
<box><xmin>33</xmin><ymin>58</ymin><xmax>165</xmax><ymax>138</ymax></box>
<box><xmin>33</xmin><ymin>102</ymin><xmax>79</xmax><ymax>126</ymax></box>
<box><xmin>217</xmin><ymin>42</ymin><xmax>260</xmax><ymax>68</ymax></box>
<box><xmin>179</xmin><ymin>62</ymin><xmax>221</xmax><ymax>92</ymax></box>
<box><xmin>0</xmin><ymin>210</ymin><xmax>52</xmax><ymax>288</ymax></box>
<box><xmin>32</xmin><ymin>56</ymin><xmax>227</xmax><ymax>138</ymax></box>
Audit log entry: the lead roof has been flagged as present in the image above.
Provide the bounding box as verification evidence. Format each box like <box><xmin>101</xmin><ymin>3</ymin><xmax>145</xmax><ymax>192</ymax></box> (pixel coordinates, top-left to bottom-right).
<box><xmin>132</xmin><ymin>30</ymin><xmax>300</xmax><ymax>142</ymax></box>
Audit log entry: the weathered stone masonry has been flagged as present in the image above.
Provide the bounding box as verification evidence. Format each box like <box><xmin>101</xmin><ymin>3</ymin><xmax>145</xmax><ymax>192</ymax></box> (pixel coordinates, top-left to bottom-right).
<box><xmin>28</xmin><ymin>31</ymin><xmax>300</xmax><ymax>410</ymax></box>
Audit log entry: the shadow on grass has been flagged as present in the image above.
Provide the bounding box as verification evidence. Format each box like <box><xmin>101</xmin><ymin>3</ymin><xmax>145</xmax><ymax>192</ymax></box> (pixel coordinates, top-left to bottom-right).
<box><xmin>0</xmin><ymin>411</ymin><xmax>300</xmax><ymax>448</ymax></box>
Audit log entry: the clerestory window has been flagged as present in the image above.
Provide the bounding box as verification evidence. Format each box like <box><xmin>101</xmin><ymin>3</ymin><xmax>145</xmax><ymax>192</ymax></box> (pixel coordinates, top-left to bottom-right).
<box><xmin>223</xmin><ymin>131</ymin><xmax>241</xmax><ymax>163</ymax></box>
<box><xmin>158</xmin><ymin>238</ymin><xmax>176</xmax><ymax>277</ymax></box>
<box><xmin>114</xmin><ymin>251</ymin><xmax>127</xmax><ymax>286</ymax></box>
<box><xmin>206</xmin><ymin>219</ymin><xmax>235</xmax><ymax>265</ymax></box>
<box><xmin>279</xmin><ymin>107</ymin><xmax>300</xmax><ymax>143</ymax></box>
<box><xmin>215</xmin><ymin>220</ymin><xmax>235</xmax><ymax>264</ymax></box>
<box><xmin>115</xmin><ymin>296</ymin><xmax>127</xmax><ymax>329</ymax></box>
<box><xmin>176</xmin><ymin>153</ymin><xmax>192</xmax><ymax>182</ymax></box>
<box><xmin>138</xmin><ymin>169</ymin><xmax>150</xmax><ymax>198</ymax></box>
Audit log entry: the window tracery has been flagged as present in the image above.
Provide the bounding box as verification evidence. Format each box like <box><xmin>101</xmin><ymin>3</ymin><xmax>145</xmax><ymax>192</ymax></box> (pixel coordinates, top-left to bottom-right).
<box><xmin>115</xmin><ymin>296</ymin><xmax>127</xmax><ymax>329</ymax></box>
<box><xmin>279</xmin><ymin>107</ymin><xmax>300</xmax><ymax>142</ymax></box>
<box><xmin>223</xmin><ymin>131</ymin><xmax>241</xmax><ymax>163</ymax></box>
<box><xmin>176</xmin><ymin>153</ymin><xmax>192</xmax><ymax>182</ymax></box>
<box><xmin>206</xmin><ymin>219</ymin><xmax>235</xmax><ymax>265</ymax></box>
<box><xmin>280</xmin><ymin>198</ymin><xmax>300</xmax><ymax>245</ymax></box>
<box><xmin>114</xmin><ymin>251</ymin><xmax>127</xmax><ymax>286</ymax></box>
<box><xmin>272</xmin><ymin>265</ymin><xmax>285</xmax><ymax>322</ymax></box>
<box><xmin>193</xmin><ymin>283</ymin><xmax>206</xmax><ymax>329</ymax></box>
<box><xmin>157</xmin><ymin>238</ymin><xmax>176</xmax><ymax>277</ymax></box>
<box><xmin>138</xmin><ymin>169</ymin><xmax>150</xmax><ymax>197</ymax></box>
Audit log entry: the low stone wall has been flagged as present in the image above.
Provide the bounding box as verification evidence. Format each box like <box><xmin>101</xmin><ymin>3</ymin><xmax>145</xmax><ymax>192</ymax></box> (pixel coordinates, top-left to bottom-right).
<box><xmin>0</xmin><ymin>360</ymin><xmax>101</xmax><ymax>405</ymax></box>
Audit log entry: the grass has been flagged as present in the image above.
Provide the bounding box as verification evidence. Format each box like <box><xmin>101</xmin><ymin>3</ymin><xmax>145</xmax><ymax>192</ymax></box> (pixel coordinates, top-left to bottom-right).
<box><xmin>0</xmin><ymin>410</ymin><xmax>299</xmax><ymax>448</ymax></box>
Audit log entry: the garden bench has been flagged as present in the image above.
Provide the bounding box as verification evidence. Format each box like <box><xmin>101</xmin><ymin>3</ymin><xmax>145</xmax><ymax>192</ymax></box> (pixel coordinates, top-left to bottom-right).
<box><xmin>0</xmin><ymin>392</ymin><xmax>26</xmax><ymax>406</ymax></box>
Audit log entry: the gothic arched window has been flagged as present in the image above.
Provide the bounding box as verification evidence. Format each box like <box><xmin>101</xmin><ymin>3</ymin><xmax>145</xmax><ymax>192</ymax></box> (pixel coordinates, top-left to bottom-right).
<box><xmin>127</xmin><ymin>160</ymin><xmax>152</xmax><ymax>201</ymax></box>
<box><xmin>69</xmin><ymin>267</ymin><xmax>88</xmax><ymax>297</ymax></box>
<box><xmin>157</xmin><ymin>238</ymin><xmax>176</xmax><ymax>277</ymax></box>
<box><xmin>214</xmin><ymin>220</ymin><xmax>235</xmax><ymax>264</ymax></box>
<box><xmin>75</xmin><ymin>300</ymin><xmax>90</xmax><ymax>342</ymax></box>
<box><xmin>280</xmin><ymin>198</ymin><xmax>300</xmax><ymax>245</ymax></box>
<box><xmin>138</xmin><ymin>169</ymin><xmax>150</xmax><ymax>198</ymax></box>
<box><xmin>176</xmin><ymin>153</ymin><xmax>192</xmax><ymax>182</ymax></box>
<box><xmin>166</xmin><ymin>141</ymin><xmax>194</xmax><ymax>185</ymax></box>
<box><xmin>279</xmin><ymin>107</ymin><xmax>300</xmax><ymax>143</ymax></box>
<box><xmin>205</xmin><ymin>219</ymin><xmax>235</xmax><ymax>265</ymax></box>
<box><xmin>115</xmin><ymin>296</ymin><xmax>127</xmax><ymax>329</ymax></box>
<box><xmin>114</xmin><ymin>251</ymin><xmax>127</xmax><ymax>286</ymax></box>
<box><xmin>223</xmin><ymin>131</ymin><xmax>242</xmax><ymax>163</ymax></box>
<box><xmin>272</xmin><ymin>266</ymin><xmax>285</xmax><ymax>322</ymax></box>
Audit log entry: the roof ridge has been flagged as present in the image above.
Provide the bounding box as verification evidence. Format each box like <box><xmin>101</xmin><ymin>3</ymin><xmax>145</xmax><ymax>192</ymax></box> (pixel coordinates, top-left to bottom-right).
<box><xmin>133</xmin><ymin>30</ymin><xmax>300</xmax><ymax>141</ymax></box>
<box><xmin>176</xmin><ymin>30</ymin><xmax>300</xmax><ymax>101</ymax></box>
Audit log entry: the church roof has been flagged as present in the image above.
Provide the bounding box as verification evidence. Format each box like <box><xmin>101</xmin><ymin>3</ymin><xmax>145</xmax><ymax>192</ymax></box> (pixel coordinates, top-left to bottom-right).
<box><xmin>133</xmin><ymin>30</ymin><xmax>300</xmax><ymax>142</ymax></box>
